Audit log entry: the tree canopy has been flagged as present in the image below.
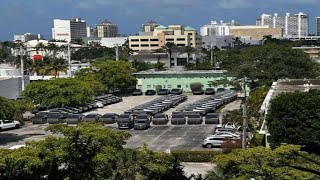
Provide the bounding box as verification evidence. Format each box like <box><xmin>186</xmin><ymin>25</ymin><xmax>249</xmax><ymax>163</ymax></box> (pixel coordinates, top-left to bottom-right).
<box><xmin>0</xmin><ymin>123</ymin><xmax>187</xmax><ymax>179</ymax></box>
<box><xmin>22</xmin><ymin>78</ymin><xmax>94</xmax><ymax>109</ymax></box>
<box><xmin>0</xmin><ymin>97</ymin><xmax>15</xmax><ymax>120</ymax></box>
<box><xmin>267</xmin><ymin>89</ymin><xmax>320</xmax><ymax>146</ymax></box>
<box><xmin>207</xmin><ymin>145</ymin><xmax>320</xmax><ymax>180</ymax></box>
<box><xmin>89</xmin><ymin>60</ymin><xmax>137</xmax><ymax>91</ymax></box>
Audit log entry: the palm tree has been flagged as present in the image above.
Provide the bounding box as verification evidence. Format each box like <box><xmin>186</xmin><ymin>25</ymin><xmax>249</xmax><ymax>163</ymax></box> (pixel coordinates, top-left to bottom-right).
<box><xmin>180</xmin><ymin>45</ymin><xmax>196</xmax><ymax>64</ymax></box>
<box><xmin>48</xmin><ymin>57</ymin><xmax>68</xmax><ymax>77</ymax></box>
<box><xmin>28</xmin><ymin>60</ymin><xmax>48</xmax><ymax>76</ymax></box>
<box><xmin>47</xmin><ymin>43</ymin><xmax>59</xmax><ymax>58</ymax></box>
<box><xmin>162</xmin><ymin>42</ymin><xmax>176</xmax><ymax>68</ymax></box>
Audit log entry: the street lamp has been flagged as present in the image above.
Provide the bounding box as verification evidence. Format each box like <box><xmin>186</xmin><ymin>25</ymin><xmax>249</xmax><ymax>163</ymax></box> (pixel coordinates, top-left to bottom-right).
<box><xmin>19</xmin><ymin>45</ymin><xmax>25</xmax><ymax>91</ymax></box>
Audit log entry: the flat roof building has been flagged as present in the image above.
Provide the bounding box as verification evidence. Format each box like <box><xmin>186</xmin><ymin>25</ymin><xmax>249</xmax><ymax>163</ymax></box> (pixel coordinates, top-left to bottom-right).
<box><xmin>133</xmin><ymin>69</ymin><xmax>234</xmax><ymax>92</ymax></box>
<box><xmin>52</xmin><ymin>18</ymin><xmax>87</xmax><ymax>42</ymax></box>
<box><xmin>129</xmin><ymin>24</ymin><xmax>201</xmax><ymax>52</ymax></box>
<box><xmin>257</xmin><ymin>12</ymin><xmax>309</xmax><ymax>38</ymax></box>
<box><xmin>200</xmin><ymin>20</ymin><xmax>239</xmax><ymax>36</ymax></box>
<box><xmin>229</xmin><ymin>25</ymin><xmax>283</xmax><ymax>40</ymax></box>
<box><xmin>14</xmin><ymin>33</ymin><xmax>43</xmax><ymax>42</ymax></box>
<box><xmin>95</xmin><ymin>20</ymin><xmax>118</xmax><ymax>38</ymax></box>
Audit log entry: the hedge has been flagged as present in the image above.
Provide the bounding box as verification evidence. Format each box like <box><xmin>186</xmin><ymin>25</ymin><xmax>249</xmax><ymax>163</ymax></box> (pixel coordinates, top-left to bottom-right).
<box><xmin>171</xmin><ymin>150</ymin><xmax>222</xmax><ymax>162</ymax></box>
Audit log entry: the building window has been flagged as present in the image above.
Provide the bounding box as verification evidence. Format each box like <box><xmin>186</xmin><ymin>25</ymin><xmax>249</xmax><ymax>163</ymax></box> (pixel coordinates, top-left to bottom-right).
<box><xmin>147</xmin><ymin>85</ymin><xmax>151</xmax><ymax>88</ymax></box>
<box><xmin>150</xmin><ymin>44</ymin><xmax>158</xmax><ymax>47</ymax></box>
<box><xmin>131</xmin><ymin>44</ymin><xmax>139</xmax><ymax>47</ymax></box>
<box><xmin>141</xmin><ymin>44</ymin><xmax>149</xmax><ymax>47</ymax></box>
<box><xmin>131</xmin><ymin>39</ymin><xmax>139</xmax><ymax>42</ymax></box>
<box><xmin>166</xmin><ymin>38</ymin><xmax>174</xmax><ymax>41</ymax></box>
<box><xmin>141</xmin><ymin>39</ymin><xmax>149</xmax><ymax>41</ymax></box>
<box><xmin>177</xmin><ymin>85</ymin><xmax>181</xmax><ymax>88</ymax></box>
<box><xmin>168</xmin><ymin>85</ymin><xmax>172</xmax><ymax>88</ymax></box>
<box><xmin>150</xmin><ymin>39</ymin><xmax>158</xmax><ymax>41</ymax></box>
<box><xmin>186</xmin><ymin>85</ymin><xmax>188</xmax><ymax>88</ymax></box>
<box><xmin>190</xmin><ymin>43</ymin><xmax>193</xmax><ymax>45</ymax></box>
<box><xmin>188</xmin><ymin>33</ymin><xmax>192</xmax><ymax>35</ymax></box>
<box><xmin>177</xmin><ymin>38</ymin><xmax>185</xmax><ymax>41</ymax></box>
<box><xmin>163</xmin><ymin>85</ymin><xmax>166</xmax><ymax>88</ymax></box>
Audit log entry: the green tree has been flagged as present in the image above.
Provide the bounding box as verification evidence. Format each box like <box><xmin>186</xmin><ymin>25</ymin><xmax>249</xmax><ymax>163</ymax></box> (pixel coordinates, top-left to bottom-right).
<box><xmin>13</xmin><ymin>100</ymin><xmax>35</xmax><ymax>121</ymax></box>
<box><xmin>180</xmin><ymin>45</ymin><xmax>196</xmax><ymax>64</ymax></box>
<box><xmin>207</xmin><ymin>145</ymin><xmax>320</xmax><ymax>180</ymax></box>
<box><xmin>0</xmin><ymin>97</ymin><xmax>15</xmax><ymax>120</ymax></box>
<box><xmin>22</xmin><ymin>78</ymin><xmax>94</xmax><ymax>109</ymax></box>
<box><xmin>93</xmin><ymin>60</ymin><xmax>137</xmax><ymax>91</ymax></box>
<box><xmin>75</xmin><ymin>68</ymin><xmax>105</xmax><ymax>95</ymax></box>
<box><xmin>267</xmin><ymin>89</ymin><xmax>320</xmax><ymax>146</ymax></box>
<box><xmin>47</xmin><ymin>57</ymin><xmax>68</xmax><ymax>77</ymax></box>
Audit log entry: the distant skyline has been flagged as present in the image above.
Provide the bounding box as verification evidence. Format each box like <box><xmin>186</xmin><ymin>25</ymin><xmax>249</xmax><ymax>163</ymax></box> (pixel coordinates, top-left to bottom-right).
<box><xmin>0</xmin><ymin>0</ymin><xmax>319</xmax><ymax>40</ymax></box>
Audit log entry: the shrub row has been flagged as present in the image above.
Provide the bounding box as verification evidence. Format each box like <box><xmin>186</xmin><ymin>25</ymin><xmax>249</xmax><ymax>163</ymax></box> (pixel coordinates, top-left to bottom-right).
<box><xmin>172</xmin><ymin>150</ymin><xmax>222</xmax><ymax>162</ymax></box>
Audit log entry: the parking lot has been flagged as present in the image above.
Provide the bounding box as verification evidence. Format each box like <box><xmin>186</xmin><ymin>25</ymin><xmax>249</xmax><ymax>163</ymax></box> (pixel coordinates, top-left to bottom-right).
<box><xmin>0</xmin><ymin>93</ymin><xmax>238</xmax><ymax>151</ymax></box>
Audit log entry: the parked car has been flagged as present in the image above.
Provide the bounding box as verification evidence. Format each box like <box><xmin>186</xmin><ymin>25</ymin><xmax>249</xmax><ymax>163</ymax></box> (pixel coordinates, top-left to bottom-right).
<box><xmin>205</xmin><ymin>113</ymin><xmax>219</xmax><ymax>124</ymax></box>
<box><xmin>187</xmin><ymin>113</ymin><xmax>202</xmax><ymax>124</ymax></box>
<box><xmin>82</xmin><ymin>113</ymin><xmax>101</xmax><ymax>122</ymax></box>
<box><xmin>100</xmin><ymin>113</ymin><xmax>119</xmax><ymax>124</ymax></box>
<box><xmin>32</xmin><ymin>114</ymin><xmax>48</xmax><ymax>124</ymax></box>
<box><xmin>153</xmin><ymin>114</ymin><xmax>169</xmax><ymax>125</ymax></box>
<box><xmin>215</xmin><ymin>128</ymin><xmax>241</xmax><ymax>135</ymax></box>
<box><xmin>134</xmin><ymin>114</ymin><xmax>152</xmax><ymax>130</ymax></box>
<box><xmin>157</xmin><ymin>89</ymin><xmax>169</xmax><ymax>95</ymax></box>
<box><xmin>132</xmin><ymin>89</ymin><xmax>143</xmax><ymax>96</ymax></box>
<box><xmin>117</xmin><ymin>114</ymin><xmax>134</xmax><ymax>129</ymax></box>
<box><xmin>216</xmin><ymin>88</ymin><xmax>226</xmax><ymax>93</ymax></box>
<box><xmin>170</xmin><ymin>89</ymin><xmax>183</xmax><ymax>95</ymax></box>
<box><xmin>145</xmin><ymin>89</ymin><xmax>156</xmax><ymax>95</ymax></box>
<box><xmin>192</xmin><ymin>89</ymin><xmax>204</xmax><ymax>95</ymax></box>
<box><xmin>66</xmin><ymin>114</ymin><xmax>83</xmax><ymax>125</ymax></box>
<box><xmin>213</xmin><ymin>132</ymin><xmax>241</xmax><ymax>138</ymax></box>
<box><xmin>93</xmin><ymin>101</ymin><xmax>104</xmax><ymax>108</ymax></box>
<box><xmin>47</xmin><ymin>113</ymin><xmax>67</xmax><ymax>124</ymax></box>
<box><xmin>0</xmin><ymin>120</ymin><xmax>20</xmax><ymax>131</ymax></box>
<box><xmin>205</xmin><ymin>88</ymin><xmax>215</xmax><ymax>95</ymax></box>
<box><xmin>171</xmin><ymin>113</ymin><xmax>186</xmax><ymax>125</ymax></box>
<box><xmin>201</xmin><ymin>136</ymin><xmax>228</xmax><ymax>148</ymax></box>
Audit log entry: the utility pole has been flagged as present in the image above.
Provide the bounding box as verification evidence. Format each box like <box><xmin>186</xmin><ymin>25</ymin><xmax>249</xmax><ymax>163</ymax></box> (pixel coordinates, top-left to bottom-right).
<box><xmin>115</xmin><ymin>44</ymin><xmax>119</xmax><ymax>61</ymax></box>
<box><xmin>67</xmin><ymin>43</ymin><xmax>72</xmax><ymax>77</ymax></box>
<box><xmin>242</xmin><ymin>76</ymin><xmax>247</xmax><ymax>149</ymax></box>
<box><xmin>20</xmin><ymin>45</ymin><xmax>25</xmax><ymax>91</ymax></box>
<box><xmin>210</xmin><ymin>42</ymin><xmax>214</xmax><ymax>70</ymax></box>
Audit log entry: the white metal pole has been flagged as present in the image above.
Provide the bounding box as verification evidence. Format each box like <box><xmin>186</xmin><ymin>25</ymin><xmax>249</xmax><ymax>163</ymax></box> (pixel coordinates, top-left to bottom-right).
<box><xmin>20</xmin><ymin>45</ymin><xmax>25</xmax><ymax>91</ymax></box>
<box><xmin>242</xmin><ymin>76</ymin><xmax>247</xmax><ymax>149</ymax></box>
<box><xmin>68</xmin><ymin>43</ymin><xmax>72</xmax><ymax>77</ymax></box>
<box><xmin>115</xmin><ymin>44</ymin><xmax>119</xmax><ymax>61</ymax></box>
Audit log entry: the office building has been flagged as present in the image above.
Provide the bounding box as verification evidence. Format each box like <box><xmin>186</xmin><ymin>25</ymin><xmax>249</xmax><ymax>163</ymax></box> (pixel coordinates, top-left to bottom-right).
<box><xmin>317</xmin><ymin>17</ymin><xmax>320</xmax><ymax>36</ymax></box>
<box><xmin>14</xmin><ymin>33</ymin><xmax>43</xmax><ymax>42</ymax></box>
<box><xmin>202</xmin><ymin>36</ymin><xmax>234</xmax><ymax>49</ymax></box>
<box><xmin>141</xmin><ymin>20</ymin><xmax>159</xmax><ymax>32</ymax></box>
<box><xmin>229</xmin><ymin>25</ymin><xmax>283</xmax><ymax>40</ymax></box>
<box><xmin>129</xmin><ymin>24</ymin><xmax>201</xmax><ymax>52</ymax></box>
<box><xmin>200</xmin><ymin>20</ymin><xmax>239</xmax><ymax>36</ymax></box>
<box><xmin>256</xmin><ymin>12</ymin><xmax>309</xmax><ymax>38</ymax></box>
<box><xmin>95</xmin><ymin>20</ymin><xmax>118</xmax><ymax>38</ymax></box>
<box><xmin>52</xmin><ymin>18</ymin><xmax>87</xmax><ymax>42</ymax></box>
<box><xmin>86</xmin><ymin>26</ymin><xmax>95</xmax><ymax>37</ymax></box>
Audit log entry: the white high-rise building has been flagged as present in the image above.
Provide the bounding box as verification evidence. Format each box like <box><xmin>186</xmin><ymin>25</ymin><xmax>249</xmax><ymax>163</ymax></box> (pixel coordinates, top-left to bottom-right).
<box><xmin>200</xmin><ymin>20</ymin><xmax>239</xmax><ymax>36</ymax></box>
<box><xmin>256</xmin><ymin>12</ymin><xmax>309</xmax><ymax>38</ymax></box>
<box><xmin>52</xmin><ymin>18</ymin><xmax>87</xmax><ymax>42</ymax></box>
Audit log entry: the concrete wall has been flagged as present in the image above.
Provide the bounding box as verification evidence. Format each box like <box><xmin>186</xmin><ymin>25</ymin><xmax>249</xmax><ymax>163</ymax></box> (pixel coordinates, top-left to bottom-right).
<box><xmin>202</xmin><ymin>36</ymin><xmax>234</xmax><ymax>49</ymax></box>
<box><xmin>0</xmin><ymin>76</ymin><xmax>29</xmax><ymax>99</ymax></box>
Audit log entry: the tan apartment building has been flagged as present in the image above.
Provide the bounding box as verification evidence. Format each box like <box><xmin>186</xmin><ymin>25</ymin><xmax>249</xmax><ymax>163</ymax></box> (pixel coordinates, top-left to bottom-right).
<box><xmin>229</xmin><ymin>25</ymin><xmax>283</xmax><ymax>40</ymax></box>
<box><xmin>129</xmin><ymin>25</ymin><xmax>202</xmax><ymax>51</ymax></box>
<box><xmin>96</xmin><ymin>20</ymin><xmax>118</xmax><ymax>38</ymax></box>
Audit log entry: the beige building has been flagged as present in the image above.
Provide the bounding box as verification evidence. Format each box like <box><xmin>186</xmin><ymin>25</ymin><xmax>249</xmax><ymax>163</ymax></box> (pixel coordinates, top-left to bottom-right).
<box><xmin>96</xmin><ymin>20</ymin><xmax>118</xmax><ymax>38</ymax></box>
<box><xmin>129</xmin><ymin>25</ymin><xmax>202</xmax><ymax>51</ymax></box>
<box><xmin>229</xmin><ymin>25</ymin><xmax>283</xmax><ymax>40</ymax></box>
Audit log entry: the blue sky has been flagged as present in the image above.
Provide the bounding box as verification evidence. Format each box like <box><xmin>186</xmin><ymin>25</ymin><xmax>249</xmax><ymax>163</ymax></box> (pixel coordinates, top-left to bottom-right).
<box><xmin>0</xmin><ymin>0</ymin><xmax>319</xmax><ymax>40</ymax></box>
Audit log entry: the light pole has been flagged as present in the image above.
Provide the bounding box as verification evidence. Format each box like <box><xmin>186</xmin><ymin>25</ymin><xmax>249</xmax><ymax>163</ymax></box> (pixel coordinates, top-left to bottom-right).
<box><xmin>209</xmin><ymin>42</ymin><xmax>217</xmax><ymax>70</ymax></box>
<box><xmin>19</xmin><ymin>45</ymin><xmax>25</xmax><ymax>91</ymax></box>
<box><xmin>114</xmin><ymin>43</ymin><xmax>121</xmax><ymax>61</ymax></box>
<box><xmin>242</xmin><ymin>76</ymin><xmax>248</xmax><ymax>149</ymax></box>
<box><xmin>67</xmin><ymin>43</ymin><xmax>72</xmax><ymax>77</ymax></box>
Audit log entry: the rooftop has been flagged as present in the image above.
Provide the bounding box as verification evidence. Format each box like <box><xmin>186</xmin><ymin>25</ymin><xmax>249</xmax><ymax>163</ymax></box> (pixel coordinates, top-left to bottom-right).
<box><xmin>134</xmin><ymin>69</ymin><xmax>228</xmax><ymax>75</ymax></box>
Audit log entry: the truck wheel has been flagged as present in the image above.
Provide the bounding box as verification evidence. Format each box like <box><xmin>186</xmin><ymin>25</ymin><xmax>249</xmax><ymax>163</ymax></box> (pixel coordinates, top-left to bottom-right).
<box><xmin>15</xmin><ymin>124</ymin><xmax>20</xmax><ymax>129</ymax></box>
<box><xmin>206</xmin><ymin>144</ymin><xmax>213</xmax><ymax>148</ymax></box>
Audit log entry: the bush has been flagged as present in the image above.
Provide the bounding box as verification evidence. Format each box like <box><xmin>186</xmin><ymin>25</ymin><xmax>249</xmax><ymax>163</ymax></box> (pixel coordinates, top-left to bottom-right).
<box><xmin>171</xmin><ymin>150</ymin><xmax>222</xmax><ymax>162</ymax></box>
<box><xmin>249</xmin><ymin>132</ymin><xmax>265</xmax><ymax>147</ymax></box>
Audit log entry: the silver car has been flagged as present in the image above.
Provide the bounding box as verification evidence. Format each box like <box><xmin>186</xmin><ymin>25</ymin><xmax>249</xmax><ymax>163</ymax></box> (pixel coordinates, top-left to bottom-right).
<box><xmin>202</xmin><ymin>136</ymin><xmax>228</xmax><ymax>148</ymax></box>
